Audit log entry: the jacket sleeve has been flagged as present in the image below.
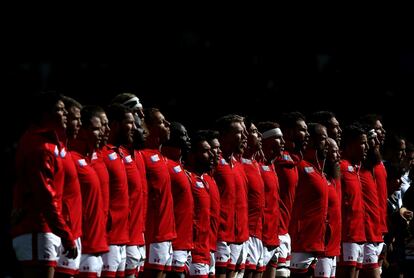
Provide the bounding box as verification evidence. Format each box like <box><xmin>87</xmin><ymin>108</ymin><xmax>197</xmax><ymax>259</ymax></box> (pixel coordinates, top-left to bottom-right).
<box><xmin>32</xmin><ymin>148</ymin><xmax>75</xmax><ymax>248</ymax></box>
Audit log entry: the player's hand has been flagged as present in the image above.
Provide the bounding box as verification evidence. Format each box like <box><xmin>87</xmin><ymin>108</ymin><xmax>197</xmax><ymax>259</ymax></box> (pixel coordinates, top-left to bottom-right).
<box><xmin>63</xmin><ymin>241</ymin><xmax>78</xmax><ymax>259</ymax></box>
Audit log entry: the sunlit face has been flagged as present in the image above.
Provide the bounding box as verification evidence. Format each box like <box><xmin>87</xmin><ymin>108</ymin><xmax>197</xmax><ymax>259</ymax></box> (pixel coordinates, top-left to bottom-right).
<box><xmin>86</xmin><ymin>116</ymin><xmax>102</xmax><ymax>149</ymax></box>
<box><xmin>358</xmin><ymin>134</ymin><xmax>369</xmax><ymax>162</ymax></box>
<box><xmin>53</xmin><ymin>100</ymin><xmax>68</xmax><ymax>130</ymax></box>
<box><xmin>209</xmin><ymin>138</ymin><xmax>222</xmax><ymax>166</ymax></box>
<box><xmin>121</xmin><ymin>112</ymin><xmax>137</xmax><ymax>145</ymax></box>
<box><xmin>294</xmin><ymin>119</ymin><xmax>310</xmax><ymax>151</ymax></box>
<box><xmin>247</xmin><ymin>123</ymin><xmax>262</xmax><ymax>153</ymax></box>
<box><xmin>99</xmin><ymin>112</ymin><xmax>110</xmax><ymax>146</ymax></box>
<box><xmin>195</xmin><ymin>140</ymin><xmax>214</xmax><ymax>173</ymax></box>
<box><xmin>147</xmin><ymin>111</ymin><xmax>171</xmax><ymax>144</ymax></box>
<box><xmin>374</xmin><ymin>120</ymin><xmax>386</xmax><ymax>146</ymax></box>
<box><xmin>262</xmin><ymin>132</ymin><xmax>285</xmax><ymax>161</ymax></box>
<box><xmin>313</xmin><ymin>126</ymin><xmax>329</xmax><ymax>159</ymax></box>
<box><xmin>67</xmin><ymin>106</ymin><xmax>82</xmax><ymax>139</ymax></box>
<box><xmin>327</xmin><ymin>138</ymin><xmax>340</xmax><ymax>164</ymax></box>
<box><xmin>328</xmin><ymin>117</ymin><xmax>342</xmax><ymax>146</ymax></box>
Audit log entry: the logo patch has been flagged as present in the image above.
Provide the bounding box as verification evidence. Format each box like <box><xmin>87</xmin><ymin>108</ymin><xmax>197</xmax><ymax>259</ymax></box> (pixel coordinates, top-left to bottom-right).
<box><xmin>173</xmin><ymin>165</ymin><xmax>182</xmax><ymax>173</ymax></box>
<box><xmin>124</xmin><ymin>155</ymin><xmax>133</xmax><ymax>163</ymax></box>
<box><xmin>261</xmin><ymin>165</ymin><xmax>270</xmax><ymax>171</ymax></box>
<box><xmin>108</xmin><ymin>152</ymin><xmax>118</xmax><ymax>161</ymax></box>
<box><xmin>91</xmin><ymin>152</ymin><xmax>98</xmax><ymax>160</ymax></box>
<box><xmin>60</xmin><ymin>148</ymin><xmax>67</xmax><ymax>158</ymax></box>
<box><xmin>348</xmin><ymin>165</ymin><xmax>354</xmax><ymax>172</ymax></box>
<box><xmin>283</xmin><ymin>154</ymin><xmax>292</xmax><ymax>161</ymax></box>
<box><xmin>241</xmin><ymin>158</ymin><xmax>252</xmax><ymax>165</ymax></box>
<box><xmin>304</xmin><ymin>166</ymin><xmax>314</xmax><ymax>173</ymax></box>
<box><xmin>78</xmin><ymin>159</ymin><xmax>87</xmax><ymax>167</ymax></box>
<box><xmin>196</xmin><ymin>181</ymin><xmax>205</xmax><ymax>188</ymax></box>
<box><xmin>220</xmin><ymin>158</ymin><xmax>228</xmax><ymax>165</ymax></box>
<box><xmin>54</xmin><ymin>145</ymin><xmax>59</xmax><ymax>157</ymax></box>
<box><xmin>151</xmin><ymin>154</ymin><xmax>160</xmax><ymax>162</ymax></box>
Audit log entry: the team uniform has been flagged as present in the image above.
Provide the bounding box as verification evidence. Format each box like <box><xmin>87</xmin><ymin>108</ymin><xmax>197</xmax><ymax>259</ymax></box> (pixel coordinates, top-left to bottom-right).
<box><xmin>274</xmin><ymin>151</ymin><xmax>300</xmax><ymax>268</ymax></box>
<box><xmin>314</xmin><ymin>177</ymin><xmax>341</xmax><ymax>278</ymax></box>
<box><xmin>373</xmin><ymin>162</ymin><xmax>388</xmax><ymax>236</ymax></box>
<box><xmin>12</xmin><ymin>127</ymin><xmax>75</xmax><ymax>267</ymax></box>
<box><xmin>204</xmin><ymin>173</ymin><xmax>220</xmax><ymax>276</ymax></box>
<box><xmin>71</xmin><ymin>151</ymin><xmax>109</xmax><ymax>277</ymax></box>
<box><xmin>360</xmin><ymin>168</ymin><xmax>383</xmax><ymax>269</ymax></box>
<box><xmin>289</xmin><ymin>157</ymin><xmax>329</xmax><ymax>274</ymax></box>
<box><xmin>241</xmin><ymin>158</ymin><xmax>265</xmax><ymax>272</ymax></box>
<box><xmin>120</xmin><ymin>146</ymin><xmax>146</xmax><ymax>276</ymax></box>
<box><xmin>167</xmin><ymin>159</ymin><xmax>194</xmax><ymax>272</ymax></box>
<box><xmin>188</xmin><ymin>172</ymin><xmax>211</xmax><ymax>277</ymax></box>
<box><xmin>259</xmin><ymin>162</ymin><xmax>280</xmax><ymax>270</ymax></box>
<box><xmin>56</xmin><ymin>148</ymin><xmax>83</xmax><ymax>276</ymax></box>
<box><xmin>338</xmin><ymin>160</ymin><xmax>366</xmax><ymax>268</ymax></box>
<box><xmin>141</xmin><ymin>149</ymin><xmax>176</xmax><ymax>271</ymax></box>
<box><xmin>213</xmin><ymin>156</ymin><xmax>236</xmax><ymax>269</ymax></box>
<box><xmin>101</xmin><ymin>145</ymin><xmax>130</xmax><ymax>277</ymax></box>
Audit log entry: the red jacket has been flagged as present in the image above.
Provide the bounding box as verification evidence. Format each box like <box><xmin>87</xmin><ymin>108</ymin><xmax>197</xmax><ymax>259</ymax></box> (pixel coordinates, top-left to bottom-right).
<box><xmin>90</xmin><ymin>150</ymin><xmax>110</xmax><ymax>234</ymax></box>
<box><xmin>325</xmin><ymin>177</ymin><xmax>341</xmax><ymax>256</ymax></box>
<box><xmin>360</xmin><ymin>168</ymin><xmax>383</xmax><ymax>243</ymax></box>
<box><xmin>61</xmin><ymin>149</ymin><xmax>83</xmax><ymax>239</ymax></box>
<box><xmin>340</xmin><ymin>160</ymin><xmax>366</xmax><ymax>243</ymax></box>
<box><xmin>141</xmin><ymin>149</ymin><xmax>176</xmax><ymax>243</ymax></box>
<box><xmin>102</xmin><ymin>145</ymin><xmax>129</xmax><ymax>245</ymax></box>
<box><xmin>233</xmin><ymin>159</ymin><xmax>249</xmax><ymax>243</ymax></box>
<box><xmin>373</xmin><ymin>162</ymin><xmax>388</xmax><ymax>234</ymax></box>
<box><xmin>190</xmin><ymin>172</ymin><xmax>211</xmax><ymax>264</ymax></box>
<box><xmin>274</xmin><ymin>151</ymin><xmax>300</xmax><ymax>235</ymax></box>
<box><xmin>71</xmin><ymin>151</ymin><xmax>108</xmax><ymax>254</ymax></box>
<box><xmin>241</xmin><ymin>158</ymin><xmax>265</xmax><ymax>239</ymax></box>
<box><xmin>289</xmin><ymin>158</ymin><xmax>329</xmax><ymax>253</ymax></box>
<box><xmin>12</xmin><ymin>127</ymin><xmax>74</xmax><ymax>248</ymax></box>
<box><xmin>120</xmin><ymin>146</ymin><xmax>145</xmax><ymax>246</ymax></box>
<box><xmin>167</xmin><ymin>159</ymin><xmax>194</xmax><ymax>250</ymax></box>
<box><xmin>203</xmin><ymin>173</ymin><xmax>220</xmax><ymax>252</ymax></box>
<box><xmin>135</xmin><ymin>150</ymin><xmax>148</xmax><ymax>237</ymax></box>
<box><xmin>259</xmin><ymin>162</ymin><xmax>280</xmax><ymax>247</ymax></box>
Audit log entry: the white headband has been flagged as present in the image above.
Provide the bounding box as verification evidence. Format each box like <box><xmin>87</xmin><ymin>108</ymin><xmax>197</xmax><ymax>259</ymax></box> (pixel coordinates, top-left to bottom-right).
<box><xmin>262</xmin><ymin>128</ymin><xmax>283</xmax><ymax>139</ymax></box>
<box><xmin>123</xmin><ymin>96</ymin><xmax>143</xmax><ymax>109</ymax></box>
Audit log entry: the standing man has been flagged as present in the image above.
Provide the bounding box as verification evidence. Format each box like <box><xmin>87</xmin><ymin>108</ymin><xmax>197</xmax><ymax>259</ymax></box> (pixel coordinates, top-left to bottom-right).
<box><xmin>275</xmin><ymin>112</ymin><xmax>309</xmax><ymax>278</ymax></box>
<box><xmin>55</xmin><ymin>96</ymin><xmax>83</xmax><ymax>278</ymax></box>
<box><xmin>162</xmin><ymin>122</ymin><xmax>194</xmax><ymax>278</ymax></box>
<box><xmin>310</xmin><ymin>111</ymin><xmax>342</xmax><ymax>146</ymax></box>
<box><xmin>12</xmin><ymin>92</ymin><xmax>77</xmax><ymax>278</ymax></box>
<box><xmin>141</xmin><ymin>108</ymin><xmax>176</xmax><ymax>278</ymax></box>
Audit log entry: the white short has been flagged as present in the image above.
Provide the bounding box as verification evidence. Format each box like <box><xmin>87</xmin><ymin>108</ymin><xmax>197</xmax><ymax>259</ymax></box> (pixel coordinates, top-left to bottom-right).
<box><xmin>209</xmin><ymin>251</ymin><xmax>216</xmax><ymax>275</ymax></box>
<box><xmin>215</xmin><ymin>241</ymin><xmax>231</xmax><ymax>268</ymax></box>
<box><xmin>245</xmin><ymin>237</ymin><xmax>265</xmax><ymax>272</ymax></box>
<box><xmin>79</xmin><ymin>254</ymin><xmax>103</xmax><ymax>277</ymax></box>
<box><xmin>314</xmin><ymin>257</ymin><xmax>336</xmax><ymax>278</ymax></box>
<box><xmin>290</xmin><ymin>252</ymin><xmax>318</xmax><ymax>274</ymax></box>
<box><xmin>229</xmin><ymin>241</ymin><xmax>248</xmax><ymax>270</ymax></box>
<box><xmin>12</xmin><ymin>232</ymin><xmax>61</xmax><ymax>266</ymax></box>
<box><xmin>189</xmin><ymin>263</ymin><xmax>209</xmax><ymax>277</ymax></box>
<box><xmin>172</xmin><ymin>250</ymin><xmax>191</xmax><ymax>272</ymax></box>
<box><xmin>338</xmin><ymin>242</ymin><xmax>364</xmax><ymax>267</ymax></box>
<box><xmin>362</xmin><ymin>243</ymin><xmax>383</xmax><ymax>269</ymax></box>
<box><xmin>263</xmin><ymin>245</ymin><xmax>279</xmax><ymax>268</ymax></box>
<box><xmin>125</xmin><ymin>245</ymin><xmax>146</xmax><ymax>276</ymax></box>
<box><xmin>145</xmin><ymin>241</ymin><xmax>173</xmax><ymax>271</ymax></box>
<box><xmin>277</xmin><ymin>233</ymin><xmax>291</xmax><ymax>267</ymax></box>
<box><xmin>56</xmin><ymin>237</ymin><xmax>82</xmax><ymax>275</ymax></box>
<box><xmin>101</xmin><ymin>245</ymin><xmax>127</xmax><ymax>277</ymax></box>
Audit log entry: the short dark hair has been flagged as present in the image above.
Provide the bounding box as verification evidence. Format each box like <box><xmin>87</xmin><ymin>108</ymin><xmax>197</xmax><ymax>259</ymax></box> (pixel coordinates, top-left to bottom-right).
<box><xmin>143</xmin><ymin>108</ymin><xmax>161</xmax><ymax>126</ymax></box>
<box><xmin>196</xmin><ymin>130</ymin><xmax>219</xmax><ymax>142</ymax></box>
<box><xmin>106</xmin><ymin>104</ymin><xmax>133</xmax><ymax>124</ymax></box>
<box><xmin>81</xmin><ymin>105</ymin><xmax>105</xmax><ymax>128</ymax></box>
<box><xmin>32</xmin><ymin>91</ymin><xmax>65</xmax><ymax>123</ymax></box>
<box><xmin>359</xmin><ymin>114</ymin><xmax>382</xmax><ymax>128</ymax></box>
<box><xmin>279</xmin><ymin>111</ymin><xmax>306</xmax><ymax>130</ymax></box>
<box><xmin>307</xmin><ymin>123</ymin><xmax>326</xmax><ymax>138</ymax></box>
<box><xmin>310</xmin><ymin>111</ymin><xmax>336</xmax><ymax>128</ymax></box>
<box><xmin>63</xmin><ymin>96</ymin><xmax>82</xmax><ymax>110</ymax></box>
<box><xmin>190</xmin><ymin>131</ymin><xmax>209</xmax><ymax>153</ymax></box>
<box><xmin>215</xmin><ymin>114</ymin><xmax>244</xmax><ymax>135</ymax></box>
<box><xmin>342</xmin><ymin>123</ymin><xmax>366</xmax><ymax>147</ymax></box>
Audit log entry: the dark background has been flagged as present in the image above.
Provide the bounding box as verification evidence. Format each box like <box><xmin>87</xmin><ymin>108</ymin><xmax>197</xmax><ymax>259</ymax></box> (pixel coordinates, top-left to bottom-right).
<box><xmin>2</xmin><ymin>20</ymin><xmax>414</xmax><ymax>276</ymax></box>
